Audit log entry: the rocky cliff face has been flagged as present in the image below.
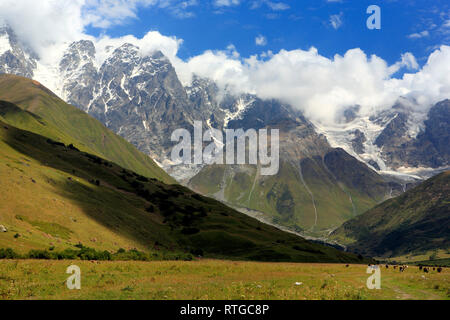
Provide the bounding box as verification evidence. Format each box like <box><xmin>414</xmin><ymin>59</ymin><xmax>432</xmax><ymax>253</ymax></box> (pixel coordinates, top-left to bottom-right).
<box><xmin>314</xmin><ymin>100</ymin><xmax>449</xmax><ymax>178</ymax></box>
<box><xmin>0</xmin><ymin>25</ymin><xmax>36</xmax><ymax>78</ymax></box>
<box><xmin>374</xmin><ymin>100</ymin><xmax>450</xmax><ymax>169</ymax></box>
<box><xmin>60</xmin><ymin>40</ymin><xmax>99</xmax><ymax>110</ymax></box>
<box><xmin>58</xmin><ymin>41</ymin><xmax>202</xmax><ymax>161</ymax></box>
<box><xmin>416</xmin><ymin>100</ymin><xmax>450</xmax><ymax>166</ymax></box>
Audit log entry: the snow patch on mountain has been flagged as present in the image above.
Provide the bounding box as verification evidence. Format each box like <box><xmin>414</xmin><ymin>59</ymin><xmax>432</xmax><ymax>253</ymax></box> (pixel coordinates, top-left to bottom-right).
<box><xmin>224</xmin><ymin>96</ymin><xmax>255</xmax><ymax>128</ymax></box>
<box><xmin>313</xmin><ymin>103</ymin><xmax>443</xmax><ymax>181</ymax></box>
<box><xmin>0</xmin><ymin>33</ymin><xmax>11</xmax><ymax>55</ymax></box>
<box><xmin>313</xmin><ymin>117</ymin><xmax>388</xmax><ymax>171</ymax></box>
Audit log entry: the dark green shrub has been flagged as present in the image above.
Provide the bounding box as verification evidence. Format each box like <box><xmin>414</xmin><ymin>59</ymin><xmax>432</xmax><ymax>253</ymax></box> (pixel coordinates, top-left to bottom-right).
<box><xmin>0</xmin><ymin>248</ymin><xmax>20</xmax><ymax>259</ymax></box>
<box><xmin>136</xmin><ymin>175</ymin><xmax>149</xmax><ymax>183</ymax></box>
<box><xmin>190</xmin><ymin>248</ymin><xmax>204</xmax><ymax>257</ymax></box>
<box><xmin>192</xmin><ymin>194</ymin><xmax>204</xmax><ymax>202</ymax></box>
<box><xmin>198</xmin><ymin>207</ymin><xmax>208</xmax><ymax>217</ymax></box>
<box><xmin>181</xmin><ymin>214</ymin><xmax>195</xmax><ymax>226</ymax></box>
<box><xmin>68</xmin><ymin>144</ymin><xmax>80</xmax><ymax>152</ymax></box>
<box><xmin>56</xmin><ymin>249</ymin><xmax>78</xmax><ymax>260</ymax></box>
<box><xmin>131</xmin><ymin>181</ymin><xmax>145</xmax><ymax>190</ymax></box>
<box><xmin>113</xmin><ymin>249</ymin><xmax>149</xmax><ymax>261</ymax></box>
<box><xmin>78</xmin><ymin>247</ymin><xmax>109</xmax><ymax>260</ymax></box>
<box><xmin>181</xmin><ymin>227</ymin><xmax>200</xmax><ymax>235</ymax></box>
<box><xmin>0</xmin><ymin>245</ymin><xmax>194</xmax><ymax>262</ymax></box>
<box><xmin>27</xmin><ymin>250</ymin><xmax>52</xmax><ymax>259</ymax></box>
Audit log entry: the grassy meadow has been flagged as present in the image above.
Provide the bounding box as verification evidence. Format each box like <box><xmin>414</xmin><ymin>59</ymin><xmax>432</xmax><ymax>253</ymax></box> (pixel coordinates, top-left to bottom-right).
<box><xmin>0</xmin><ymin>259</ymin><xmax>448</xmax><ymax>300</ymax></box>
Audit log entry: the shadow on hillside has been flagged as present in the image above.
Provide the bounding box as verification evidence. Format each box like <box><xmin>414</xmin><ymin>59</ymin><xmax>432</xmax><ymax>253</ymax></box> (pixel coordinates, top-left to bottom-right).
<box><xmin>1</xmin><ymin>123</ymin><xmax>177</xmax><ymax>251</ymax></box>
<box><xmin>1</xmin><ymin>122</ymin><xmax>370</xmax><ymax>263</ymax></box>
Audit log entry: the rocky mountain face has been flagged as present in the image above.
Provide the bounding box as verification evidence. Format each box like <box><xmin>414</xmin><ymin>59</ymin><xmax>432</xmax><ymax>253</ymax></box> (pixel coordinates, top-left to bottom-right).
<box><xmin>417</xmin><ymin>100</ymin><xmax>450</xmax><ymax>165</ymax></box>
<box><xmin>0</xmin><ymin>25</ymin><xmax>448</xmax><ymax>237</ymax></box>
<box><xmin>376</xmin><ymin>100</ymin><xmax>450</xmax><ymax>169</ymax></box>
<box><xmin>59</xmin><ymin>41</ymin><xmax>194</xmax><ymax>160</ymax></box>
<box><xmin>0</xmin><ymin>25</ymin><xmax>36</xmax><ymax>78</ymax></box>
<box><xmin>56</xmin><ymin>41</ymin><xmax>244</xmax><ymax>167</ymax></box>
<box><xmin>314</xmin><ymin>100</ymin><xmax>450</xmax><ymax>180</ymax></box>
<box><xmin>59</xmin><ymin>40</ymin><xmax>98</xmax><ymax>110</ymax></box>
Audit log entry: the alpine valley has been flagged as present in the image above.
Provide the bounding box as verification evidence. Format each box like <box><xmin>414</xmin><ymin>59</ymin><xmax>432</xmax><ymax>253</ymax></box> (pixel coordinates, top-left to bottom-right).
<box><xmin>0</xmin><ymin>23</ymin><xmax>448</xmax><ymax>260</ymax></box>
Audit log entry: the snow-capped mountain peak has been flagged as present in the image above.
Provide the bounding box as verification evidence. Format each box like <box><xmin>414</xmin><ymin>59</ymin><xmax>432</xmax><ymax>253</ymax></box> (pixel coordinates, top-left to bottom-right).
<box><xmin>0</xmin><ymin>25</ymin><xmax>36</xmax><ymax>78</ymax></box>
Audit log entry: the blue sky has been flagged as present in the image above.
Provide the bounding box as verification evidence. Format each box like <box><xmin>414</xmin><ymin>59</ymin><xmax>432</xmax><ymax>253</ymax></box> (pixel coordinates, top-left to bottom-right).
<box><xmin>86</xmin><ymin>0</ymin><xmax>450</xmax><ymax>67</ymax></box>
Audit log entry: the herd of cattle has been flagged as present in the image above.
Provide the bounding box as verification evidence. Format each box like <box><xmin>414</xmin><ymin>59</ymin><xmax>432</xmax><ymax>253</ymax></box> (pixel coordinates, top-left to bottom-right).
<box><xmin>345</xmin><ymin>264</ymin><xmax>445</xmax><ymax>273</ymax></box>
<box><xmin>384</xmin><ymin>264</ymin><xmax>443</xmax><ymax>273</ymax></box>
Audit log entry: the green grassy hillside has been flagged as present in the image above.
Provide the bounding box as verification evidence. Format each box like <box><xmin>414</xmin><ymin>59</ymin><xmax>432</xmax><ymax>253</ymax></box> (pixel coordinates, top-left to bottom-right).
<box><xmin>331</xmin><ymin>171</ymin><xmax>450</xmax><ymax>258</ymax></box>
<box><xmin>189</xmin><ymin>153</ymin><xmax>386</xmax><ymax>237</ymax></box>
<box><xmin>0</xmin><ymin>117</ymin><xmax>366</xmax><ymax>263</ymax></box>
<box><xmin>0</xmin><ymin>74</ymin><xmax>173</xmax><ymax>184</ymax></box>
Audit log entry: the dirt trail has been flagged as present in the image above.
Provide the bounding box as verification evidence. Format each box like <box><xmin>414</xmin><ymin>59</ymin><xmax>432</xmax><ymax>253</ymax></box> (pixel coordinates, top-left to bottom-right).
<box><xmin>392</xmin><ymin>287</ymin><xmax>414</xmax><ymax>300</ymax></box>
<box><xmin>392</xmin><ymin>286</ymin><xmax>442</xmax><ymax>300</ymax></box>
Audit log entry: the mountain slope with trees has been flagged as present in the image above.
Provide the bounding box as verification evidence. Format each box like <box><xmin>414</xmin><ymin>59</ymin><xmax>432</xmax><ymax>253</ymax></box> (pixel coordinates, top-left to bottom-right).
<box><xmin>331</xmin><ymin>171</ymin><xmax>450</xmax><ymax>258</ymax></box>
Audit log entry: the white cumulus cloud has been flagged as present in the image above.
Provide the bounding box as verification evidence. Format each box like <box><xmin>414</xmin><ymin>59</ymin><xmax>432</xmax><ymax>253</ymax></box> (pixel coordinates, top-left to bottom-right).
<box><xmin>255</xmin><ymin>35</ymin><xmax>267</xmax><ymax>46</ymax></box>
<box><xmin>182</xmin><ymin>45</ymin><xmax>450</xmax><ymax>124</ymax></box>
<box><xmin>408</xmin><ymin>30</ymin><xmax>430</xmax><ymax>39</ymax></box>
<box><xmin>214</xmin><ymin>0</ymin><xmax>241</xmax><ymax>7</ymax></box>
